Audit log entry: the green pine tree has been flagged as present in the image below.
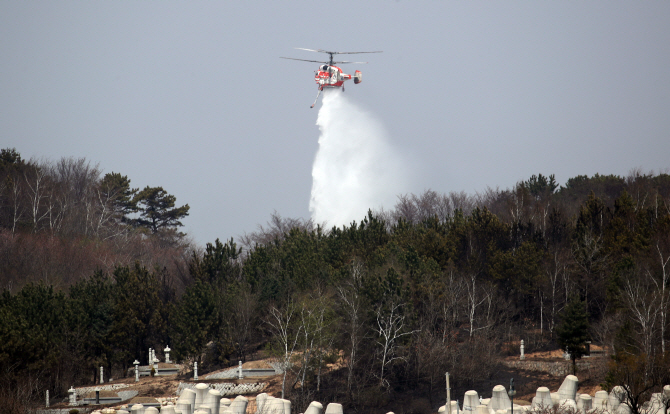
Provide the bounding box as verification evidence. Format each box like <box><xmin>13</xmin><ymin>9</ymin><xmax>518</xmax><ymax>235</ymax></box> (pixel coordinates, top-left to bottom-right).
<box><xmin>556</xmin><ymin>297</ymin><xmax>590</xmax><ymax>375</ymax></box>
<box><xmin>132</xmin><ymin>186</ymin><xmax>190</xmax><ymax>235</ymax></box>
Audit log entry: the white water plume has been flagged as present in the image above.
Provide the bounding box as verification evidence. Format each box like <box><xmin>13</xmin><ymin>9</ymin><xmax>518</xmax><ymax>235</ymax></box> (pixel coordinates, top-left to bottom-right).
<box><xmin>309</xmin><ymin>89</ymin><xmax>408</xmax><ymax>228</ymax></box>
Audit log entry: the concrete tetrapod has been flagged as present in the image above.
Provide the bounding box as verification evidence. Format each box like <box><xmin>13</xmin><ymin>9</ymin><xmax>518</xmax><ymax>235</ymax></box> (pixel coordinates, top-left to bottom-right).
<box><xmin>264</xmin><ymin>397</ymin><xmax>285</xmax><ymax>414</ymax></box>
<box><xmin>439</xmin><ymin>400</ymin><xmax>459</xmax><ymax>414</ymax></box>
<box><xmin>182</xmin><ymin>388</ymin><xmax>198</xmax><ymax>414</ymax></box>
<box><xmin>205</xmin><ymin>389</ymin><xmax>223</xmax><ymax>414</ymax></box>
<box><xmin>593</xmin><ymin>391</ymin><xmax>609</xmax><ymax>410</ymax></box>
<box><xmin>131</xmin><ymin>404</ymin><xmax>145</xmax><ymax>414</ymax></box>
<box><xmin>282</xmin><ymin>399</ymin><xmax>292</xmax><ymax>414</ymax></box>
<box><xmin>195</xmin><ymin>383</ymin><xmax>210</xmax><ymax>407</ymax></box>
<box><xmin>230</xmin><ymin>395</ymin><xmax>249</xmax><ymax>414</ymax></box>
<box><xmin>559</xmin><ymin>399</ymin><xmax>577</xmax><ymax>411</ymax></box>
<box><xmin>177</xmin><ymin>401</ymin><xmax>193</xmax><ymax>414</ymax></box>
<box><xmin>325</xmin><ymin>403</ymin><xmax>344</xmax><ymax>414</ymax></box>
<box><xmin>557</xmin><ymin>375</ymin><xmax>579</xmax><ymax>402</ymax></box>
<box><xmin>255</xmin><ymin>393</ymin><xmax>269</xmax><ymax>414</ymax></box>
<box><xmin>577</xmin><ymin>394</ymin><xmax>592</xmax><ymax>412</ymax></box>
<box><xmin>609</xmin><ymin>386</ymin><xmax>625</xmax><ymax>411</ymax></box>
<box><xmin>489</xmin><ymin>385</ymin><xmax>512</xmax><ymax>412</ymax></box>
<box><xmin>464</xmin><ymin>391</ymin><xmax>480</xmax><ymax>412</ymax></box>
<box><xmin>475</xmin><ymin>405</ymin><xmax>488</xmax><ymax>414</ymax></box>
<box><xmin>616</xmin><ymin>404</ymin><xmax>632</xmax><ymax>414</ymax></box>
<box><xmin>196</xmin><ymin>407</ymin><xmax>211</xmax><ymax>414</ymax></box>
<box><xmin>532</xmin><ymin>387</ymin><xmax>552</xmax><ymax>409</ymax></box>
<box><xmin>163</xmin><ymin>405</ymin><xmax>177</xmax><ymax>414</ymax></box>
<box><xmin>648</xmin><ymin>393</ymin><xmax>667</xmax><ymax>414</ymax></box>
<box><xmin>304</xmin><ymin>401</ymin><xmax>323</xmax><ymax>414</ymax></box>
<box><xmin>145</xmin><ymin>408</ymin><xmax>159</xmax><ymax>414</ymax></box>
<box><xmin>220</xmin><ymin>398</ymin><xmax>232</xmax><ymax>411</ymax></box>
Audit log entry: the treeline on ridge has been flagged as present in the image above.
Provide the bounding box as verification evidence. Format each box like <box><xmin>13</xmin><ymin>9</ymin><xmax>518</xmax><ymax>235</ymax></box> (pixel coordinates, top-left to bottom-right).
<box><xmin>2</xmin><ymin>147</ymin><xmax>670</xmax><ymax>413</ymax></box>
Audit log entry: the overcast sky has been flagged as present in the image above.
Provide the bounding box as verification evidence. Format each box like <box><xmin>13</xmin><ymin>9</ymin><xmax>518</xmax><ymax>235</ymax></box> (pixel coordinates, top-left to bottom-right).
<box><xmin>2</xmin><ymin>1</ymin><xmax>669</xmax><ymax>246</ymax></box>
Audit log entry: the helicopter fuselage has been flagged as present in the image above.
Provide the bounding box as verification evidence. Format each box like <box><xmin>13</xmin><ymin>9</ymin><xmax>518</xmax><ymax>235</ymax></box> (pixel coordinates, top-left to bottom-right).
<box><xmin>314</xmin><ymin>65</ymin><xmax>361</xmax><ymax>90</ymax></box>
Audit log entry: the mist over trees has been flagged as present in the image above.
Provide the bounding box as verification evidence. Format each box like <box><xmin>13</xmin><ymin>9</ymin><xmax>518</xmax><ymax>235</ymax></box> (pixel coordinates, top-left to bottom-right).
<box><xmin>2</xmin><ymin>149</ymin><xmax>670</xmax><ymax>413</ymax></box>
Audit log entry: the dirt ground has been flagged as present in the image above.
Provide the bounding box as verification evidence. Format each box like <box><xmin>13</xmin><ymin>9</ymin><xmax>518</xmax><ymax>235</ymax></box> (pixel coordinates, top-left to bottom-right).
<box><xmin>53</xmin><ymin>350</ymin><xmax>607</xmax><ymax>411</ymax></box>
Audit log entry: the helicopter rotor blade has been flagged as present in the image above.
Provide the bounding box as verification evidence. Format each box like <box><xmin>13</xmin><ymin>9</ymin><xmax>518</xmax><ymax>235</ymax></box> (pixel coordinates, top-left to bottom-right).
<box><xmin>280</xmin><ymin>57</ymin><xmax>327</xmax><ymax>64</ymax></box>
<box><xmin>331</xmin><ymin>51</ymin><xmax>383</xmax><ymax>55</ymax></box>
<box><xmin>294</xmin><ymin>48</ymin><xmax>324</xmax><ymax>53</ymax></box>
<box><xmin>331</xmin><ymin>61</ymin><xmax>368</xmax><ymax>65</ymax></box>
<box><xmin>294</xmin><ymin>48</ymin><xmax>383</xmax><ymax>55</ymax></box>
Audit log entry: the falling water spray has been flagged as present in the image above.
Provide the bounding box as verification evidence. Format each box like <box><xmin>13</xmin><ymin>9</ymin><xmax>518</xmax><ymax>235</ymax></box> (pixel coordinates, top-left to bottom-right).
<box><xmin>309</xmin><ymin>89</ymin><xmax>407</xmax><ymax>227</ymax></box>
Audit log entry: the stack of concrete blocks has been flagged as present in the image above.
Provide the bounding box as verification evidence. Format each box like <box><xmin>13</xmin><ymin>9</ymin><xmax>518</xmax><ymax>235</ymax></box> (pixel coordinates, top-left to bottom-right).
<box><xmin>325</xmin><ymin>403</ymin><xmax>343</xmax><ymax>414</ymax></box>
<box><xmin>531</xmin><ymin>387</ymin><xmax>553</xmax><ymax>410</ymax></box>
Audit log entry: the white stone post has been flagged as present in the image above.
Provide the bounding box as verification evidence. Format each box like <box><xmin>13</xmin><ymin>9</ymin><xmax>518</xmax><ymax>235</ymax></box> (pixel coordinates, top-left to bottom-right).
<box><xmin>134</xmin><ymin>360</ymin><xmax>140</xmax><ymax>382</ymax></box>
<box><xmin>46</xmin><ymin>390</ymin><xmax>49</xmax><ymax>407</ymax></box>
<box><xmin>238</xmin><ymin>360</ymin><xmax>243</xmax><ymax>379</ymax></box>
<box><xmin>100</xmin><ymin>366</ymin><xmax>104</xmax><ymax>384</ymax></box>
<box><xmin>68</xmin><ymin>386</ymin><xmax>77</xmax><ymax>405</ymax></box>
<box><xmin>149</xmin><ymin>348</ymin><xmax>152</xmax><ymax>365</ymax></box>
<box><xmin>194</xmin><ymin>361</ymin><xmax>198</xmax><ymax>380</ymax></box>
<box><xmin>520</xmin><ymin>340</ymin><xmax>525</xmax><ymax>360</ymax></box>
<box><xmin>446</xmin><ymin>372</ymin><xmax>451</xmax><ymax>413</ymax></box>
<box><xmin>165</xmin><ymin>346</ymin><xmax>171</xmax><ymax>364</ymax></box>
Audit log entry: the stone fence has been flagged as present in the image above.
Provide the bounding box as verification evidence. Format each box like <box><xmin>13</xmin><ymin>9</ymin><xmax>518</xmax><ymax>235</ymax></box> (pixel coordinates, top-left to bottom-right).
<box><xmin>502</xmin><ymin>359</ymin><xmax>593</xmax><ymax>377</ymax></box>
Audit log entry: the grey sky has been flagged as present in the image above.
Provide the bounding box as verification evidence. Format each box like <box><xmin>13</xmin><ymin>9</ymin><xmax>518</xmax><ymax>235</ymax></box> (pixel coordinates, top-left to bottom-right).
<box><xmin>2</xmin><ymin>1</ymin><xmax>669</xmax><ymax>245</ymax></box>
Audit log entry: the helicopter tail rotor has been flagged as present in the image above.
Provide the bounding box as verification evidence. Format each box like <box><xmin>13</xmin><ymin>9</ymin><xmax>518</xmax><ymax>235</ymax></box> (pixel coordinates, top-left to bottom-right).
<box><xmin>353</xmin><ymin>70</ymin><xmax>362</xmax><ymax>84</ymax></box>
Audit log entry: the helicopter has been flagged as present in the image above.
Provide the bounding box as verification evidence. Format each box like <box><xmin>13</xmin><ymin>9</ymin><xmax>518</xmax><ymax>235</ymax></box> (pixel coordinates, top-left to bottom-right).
<box><xmin>280</xmin><ymin>48</ymin><xmax>382</xmax><ymax>108</ymax></box>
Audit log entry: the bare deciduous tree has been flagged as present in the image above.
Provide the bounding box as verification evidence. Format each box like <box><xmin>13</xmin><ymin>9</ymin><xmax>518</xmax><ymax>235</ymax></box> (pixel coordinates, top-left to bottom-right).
<box><xmin>266</xmin><ymin>302</ymin><xmax>301</xmax><ymax>399</ymax></box>
<box><xmin>374</xmin><ymin>300</ymin><xmax>417</xmax><ymax>389</ymax></box>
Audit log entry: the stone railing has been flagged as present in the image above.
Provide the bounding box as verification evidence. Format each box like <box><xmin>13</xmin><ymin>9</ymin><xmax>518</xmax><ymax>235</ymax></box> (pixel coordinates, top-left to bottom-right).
<box><xmin>177</xmin><ymin>382</ymin><xmax>268</xmax><ymax>397</ymax></box>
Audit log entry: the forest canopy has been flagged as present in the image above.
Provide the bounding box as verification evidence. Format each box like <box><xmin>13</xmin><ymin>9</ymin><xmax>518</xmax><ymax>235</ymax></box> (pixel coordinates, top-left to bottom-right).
<box><xmin>2</xmin><ymin>149</ymin><xmax>670</xmax><ymax>412</ymax></box>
